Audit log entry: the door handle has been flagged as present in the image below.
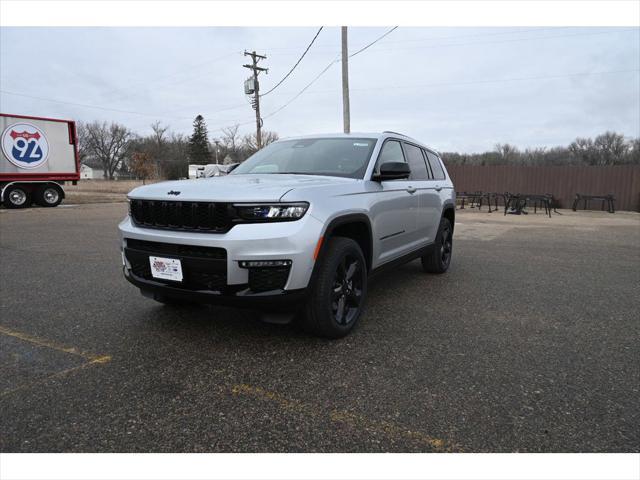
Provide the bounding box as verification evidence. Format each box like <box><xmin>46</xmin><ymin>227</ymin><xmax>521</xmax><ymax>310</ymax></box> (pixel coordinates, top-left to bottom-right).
<box><xmin>406</xmin><ymin>187</ymin><xmax>417</xmax><ymax>194</ymax></box>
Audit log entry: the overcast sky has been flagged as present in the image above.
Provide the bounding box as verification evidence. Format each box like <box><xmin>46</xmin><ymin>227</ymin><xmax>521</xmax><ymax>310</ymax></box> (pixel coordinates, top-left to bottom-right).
<box><xmin>1</xmin><ymin>27</ymin><xmax>638</xmax><ymax>152</ymax></box>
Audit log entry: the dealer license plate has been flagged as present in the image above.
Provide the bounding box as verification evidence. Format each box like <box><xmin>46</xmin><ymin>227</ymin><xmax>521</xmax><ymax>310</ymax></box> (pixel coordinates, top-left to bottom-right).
<box><xmin>149</xmin><ymin>256</ymin><xmax>183</xmax><ymax>282</ymax></box>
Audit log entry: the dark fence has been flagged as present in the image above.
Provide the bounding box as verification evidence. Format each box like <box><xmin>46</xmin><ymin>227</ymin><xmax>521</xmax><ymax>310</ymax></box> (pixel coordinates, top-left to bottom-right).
<box><xmin>445</xmin><ymin>164</ymin><xmax>640</xmax><ymax>212</ymax></box>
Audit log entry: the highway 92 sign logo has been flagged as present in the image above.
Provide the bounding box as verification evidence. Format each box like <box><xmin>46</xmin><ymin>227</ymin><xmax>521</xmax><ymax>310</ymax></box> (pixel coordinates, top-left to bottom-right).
<box><xmin>1</xmin><ymin>122</ymin><xmax>50</xmax><ymax>169</ymax></box>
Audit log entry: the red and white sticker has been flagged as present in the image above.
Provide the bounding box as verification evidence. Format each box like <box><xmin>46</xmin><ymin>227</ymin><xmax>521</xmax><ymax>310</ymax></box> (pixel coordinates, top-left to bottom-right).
<box><xmin>1</xmin><ymin>122</ymin><xmax>50</xmax><ymax>169</ymax></box>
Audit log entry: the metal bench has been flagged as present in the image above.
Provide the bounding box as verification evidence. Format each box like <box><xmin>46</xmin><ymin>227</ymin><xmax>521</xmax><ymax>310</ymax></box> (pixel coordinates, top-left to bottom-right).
<box><xmin>504</xmin><ymin>193</ymin><xmax>557</xmax><ymax>218</ymax></box>
<box><xmin>479</xmin><ymin>192</ymin><xmax>509</xmax><ymax>213</ymax></box>
<box><xmin>456</xmin><ymin>191</ymin><xmax>483</xmax><ymax>210</ymax></box>
<box><xmin>572</xmin><ymin>194</ymin><xmax>615</xmax><ymax>213</ymax></box>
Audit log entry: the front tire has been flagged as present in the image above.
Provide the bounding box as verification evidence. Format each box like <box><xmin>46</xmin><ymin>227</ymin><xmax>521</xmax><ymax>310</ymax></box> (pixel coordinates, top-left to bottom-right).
<box><xmin>3</xmin><ymin>185</ymin><xmax>31</xmax><ymax>209</ymax></box>
<box><xmin>300</xmin><ymin>237</ymin><xmax>367</xmax><ymax>338</ymax></box>
<box><xmin>421</xmin><ymin>217</ymin><xmax>453</xmax><ymax>274</ymax></box>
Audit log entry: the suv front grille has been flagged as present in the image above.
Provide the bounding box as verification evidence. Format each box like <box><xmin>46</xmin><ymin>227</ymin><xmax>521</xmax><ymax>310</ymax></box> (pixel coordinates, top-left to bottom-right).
<box><xmin>130</xmin><ymin>199</ymin><xmax>233</xmax><ymax>233</ymax></box>
<box><xmin>125</xmin><ymin>240</ymin><xmax>227</xmax><ymax>292</ymax></box>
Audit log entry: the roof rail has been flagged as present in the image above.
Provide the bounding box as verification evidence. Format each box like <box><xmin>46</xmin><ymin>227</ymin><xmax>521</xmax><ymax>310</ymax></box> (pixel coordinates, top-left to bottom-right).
<box><xmin>382</xmin><ymin>130</ymin><xmax>408</xmax><ymax>137</ymax></box>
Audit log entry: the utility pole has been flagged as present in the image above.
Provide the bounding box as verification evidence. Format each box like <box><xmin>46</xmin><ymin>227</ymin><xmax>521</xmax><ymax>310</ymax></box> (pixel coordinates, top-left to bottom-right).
<box><xmin>341</xmin><ymin>26</ymin><xmax>350</xmax><ymax>134</ymax></box>
<box><xmin>243</xmin><ymin>50</ymin><xmax>268</xmax><ymax>149</ymax></box>
<box><xmin>213</xmin><ymin>139</ymin><xmax>220</xmax><ymax>164</ymax></box>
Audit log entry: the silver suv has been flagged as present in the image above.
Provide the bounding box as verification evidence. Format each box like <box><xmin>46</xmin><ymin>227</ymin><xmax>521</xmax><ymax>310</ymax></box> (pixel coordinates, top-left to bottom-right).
<box><xmin>119</xmin><ymin>132</ymin><xmax>455</xmax><ymax>337</ymax></box>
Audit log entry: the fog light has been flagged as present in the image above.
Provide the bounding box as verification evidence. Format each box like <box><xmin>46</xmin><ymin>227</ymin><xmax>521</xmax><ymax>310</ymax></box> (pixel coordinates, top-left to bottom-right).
<box><xmin>239</xmin><ymin>260</ymin><xmax>292</xmax><ymax>268</ymax></box>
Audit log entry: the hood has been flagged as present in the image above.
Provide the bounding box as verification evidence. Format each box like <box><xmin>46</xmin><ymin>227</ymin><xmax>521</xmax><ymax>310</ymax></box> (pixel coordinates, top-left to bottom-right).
<box><xmin>128</xmin><ymin>174</ymin><xmax>357</xmax><ymax>203</ymax></box>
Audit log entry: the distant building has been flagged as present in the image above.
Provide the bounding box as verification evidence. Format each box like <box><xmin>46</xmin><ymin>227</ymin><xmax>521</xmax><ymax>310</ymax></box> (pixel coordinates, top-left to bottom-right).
<box><xmin>80</xmin><ymin>164</ymin><xmax>104</xmax><ymax>179</ymax></box>
<box><xmin>80</xmin><ymin>164</ymin><xmax>127</xmax><ymax>180</ymax></box>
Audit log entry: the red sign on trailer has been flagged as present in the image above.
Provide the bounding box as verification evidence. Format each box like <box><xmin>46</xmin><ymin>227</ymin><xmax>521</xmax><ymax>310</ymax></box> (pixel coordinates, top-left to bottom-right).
<box><xmin>1</xmin><ymin>113</ymin><xmax>81</xmax><ymax>208</ymax></box>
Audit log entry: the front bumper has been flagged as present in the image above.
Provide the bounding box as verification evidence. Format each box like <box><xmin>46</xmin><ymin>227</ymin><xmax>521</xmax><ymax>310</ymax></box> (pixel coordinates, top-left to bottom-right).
<box><xmin>118</xmin><ymin>213</ymin><xmax>323</xmax><ymax>306</ymax></box>
<box><xmin>124</xmin><ymin>267</ymin><xmax>308</xmax><ymax>310</ymax></box>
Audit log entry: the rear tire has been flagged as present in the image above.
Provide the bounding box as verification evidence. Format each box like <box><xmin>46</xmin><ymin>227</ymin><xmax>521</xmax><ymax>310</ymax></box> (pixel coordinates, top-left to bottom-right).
<box><xmin>421</xmin><ymin>217</ymin><xmax>453</xmax><ymax>274</ymax></box>
<box><xmin>299</xmin><ymin>237</ymin><xmax>367</xmax><ymax>339</ymax></box>
<box><xmin>35</xmin><ymin>184</ymin><xmax>63</xmax><ymax>207</ymax></box>
<box><xmin>3</xmin><ymin>185</ymin><xmax>31</xmax><ymax>209</ymax></box>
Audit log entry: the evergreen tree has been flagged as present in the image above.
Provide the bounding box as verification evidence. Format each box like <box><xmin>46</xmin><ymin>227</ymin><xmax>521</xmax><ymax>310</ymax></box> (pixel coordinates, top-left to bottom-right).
<box><xmin>188</xmin><ymin>115</ymin><xmax>211</xmax><ymax>164</ymax></box>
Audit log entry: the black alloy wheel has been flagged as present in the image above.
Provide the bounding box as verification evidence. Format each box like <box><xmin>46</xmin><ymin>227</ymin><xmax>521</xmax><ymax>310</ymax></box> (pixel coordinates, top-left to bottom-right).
<box><xmin>331</xmin><ymin>253</ymin><xmax>365</xmax><ymax>326</ymax></box>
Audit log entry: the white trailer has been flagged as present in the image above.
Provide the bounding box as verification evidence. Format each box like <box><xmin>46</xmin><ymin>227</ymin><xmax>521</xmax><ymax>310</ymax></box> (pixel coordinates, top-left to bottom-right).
<box><xmin>0</xmin><ymin>113</ymin><xmax>80</xmax><ymax>208</ymax></box>
<box><xmin>188</xmin><ymin>163</ymin><xmax>239</xmax><ymax>179</ymax></box>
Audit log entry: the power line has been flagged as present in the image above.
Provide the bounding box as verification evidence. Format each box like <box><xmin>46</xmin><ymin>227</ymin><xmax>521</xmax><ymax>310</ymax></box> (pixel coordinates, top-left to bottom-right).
<box><xmin>260</xmin><ymin>27</ymin><xmax>323</xmax><ymax>97</ymax></box>
<box><xmin>0</xmin><ymin>88</ymin><xmax>258</xmax><ymax>124</ymax></box>
<box><xmin>259</xmin><ymin>68</ymin><xmax>640</xmax><ymax>122</ymax></box>
<box><xmin>261</xmin><ymin>27</ymin><xmax>401</xmax><ymax>120</ymax></box>
<box><xmin>370</xmin><ymin>27</ymin><xmax>573</xmax><ymax>45</ymax></box>
<box><xmin>0</xmin><ymin>89</ymin><xmax>194</xmax><ymax>120</ymax></box>
<box><xmin>100</xmin><ymin>51</ymin><xmax>241</xmax><ymax>101</ymax></box>
<box><xmin>259</xmin><ymin>27</ymin><xmax>574</xmax><ymax>52</ymax></box>
<box><xmin>366</xmin><ymin>28</ymin><xmax>639</xmax><ymax>54</ymax></box>
<box><xmin>6</xmin><ymin>68</ymin><xmax>637</xmax><ymax>126</ymax></box>
<box><xmin>349</xmin><ymin>26</ymin><xmax>398</xmax><ymax>58</ymax></box>
<box><xmin>263</xmin><ymin>57</ymin><xmax>340</xmax><ymax>120</ymax></box>
<box><xmin>339</xmin><ymin>68</ymin><xmax>640</xmax><ymax>94</ymax></box>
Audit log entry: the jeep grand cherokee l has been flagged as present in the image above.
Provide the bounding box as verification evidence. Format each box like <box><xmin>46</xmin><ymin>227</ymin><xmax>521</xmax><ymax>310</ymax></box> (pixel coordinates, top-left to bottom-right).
<box><xmin>119</xmin><ymin>132</ymin><xmax>455</xmax><ymax>338</ymax></box>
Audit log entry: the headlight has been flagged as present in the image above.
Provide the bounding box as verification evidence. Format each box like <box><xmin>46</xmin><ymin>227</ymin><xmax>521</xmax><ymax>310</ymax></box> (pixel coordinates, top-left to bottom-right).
<box><xmin>234</xmin><ymin>202</ymin><xmax>309</xmax><ymax>221</ymax></box>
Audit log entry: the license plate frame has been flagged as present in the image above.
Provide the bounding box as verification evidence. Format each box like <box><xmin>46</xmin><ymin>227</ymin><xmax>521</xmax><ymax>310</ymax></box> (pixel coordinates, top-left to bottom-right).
<box><xmin>149</xmin><ymin>256</ymin><xmax>183</xmax><ymax>282</ymax></box>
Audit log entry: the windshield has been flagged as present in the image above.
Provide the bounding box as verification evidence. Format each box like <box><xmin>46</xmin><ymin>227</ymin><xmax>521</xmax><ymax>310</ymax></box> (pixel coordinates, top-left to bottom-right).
<box><xmin>230</xmin><ymin>137</ymin><xmax>378</xmax><ymax>179</ymax></box>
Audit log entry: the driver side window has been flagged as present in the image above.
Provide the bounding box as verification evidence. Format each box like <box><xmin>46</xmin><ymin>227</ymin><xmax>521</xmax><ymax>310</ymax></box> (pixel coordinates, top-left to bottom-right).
<box><xmin>375</xmin><ymin>140</ymin><xmax>406</xmax><ymax>172</ymax></box>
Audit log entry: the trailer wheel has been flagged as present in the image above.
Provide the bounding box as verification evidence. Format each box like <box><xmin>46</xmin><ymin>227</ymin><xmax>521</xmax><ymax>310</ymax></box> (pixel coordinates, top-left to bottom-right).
<box><xmin>3</xmin><ymin>185</ymin><xmax>31</xmax><ymax>209</ymax></box>
<box><xmin>35</xmin><ymin>185</ymin><xmax>63</xmax><ymax>207</ymax></box>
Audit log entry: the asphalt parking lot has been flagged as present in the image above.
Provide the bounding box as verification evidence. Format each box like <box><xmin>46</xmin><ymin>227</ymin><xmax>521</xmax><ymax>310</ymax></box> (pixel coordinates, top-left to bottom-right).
<box><xmin>1</xmin><ymin>203</ymin><xmax>638</xmax><ymax>452</ymax></box>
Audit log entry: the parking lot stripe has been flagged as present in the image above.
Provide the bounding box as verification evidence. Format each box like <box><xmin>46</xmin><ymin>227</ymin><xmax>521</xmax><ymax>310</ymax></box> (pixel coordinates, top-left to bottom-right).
<box><xmin>0</xmin><ymin>325</ymin><xmax>109</xmax><ymax>363</ymax></box>
<box><xmin>230</xmin><ymin>383</ymin><xmax>461</xmax><ymax>452</ymax></box>
<box><xmin>0</xmin><ymin>325</ymin><xmax>111</xmax><ymax>397</ymax></box>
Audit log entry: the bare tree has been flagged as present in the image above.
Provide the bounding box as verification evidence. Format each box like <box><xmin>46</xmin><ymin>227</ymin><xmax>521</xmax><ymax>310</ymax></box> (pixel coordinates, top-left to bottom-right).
<box><xmin>569</xmin><ymin>137</ymin><xmax>597</xmax><ymax>165</ymax></box>
<box><xmin>149</xmin><ymin>121</ymin><xmax>169</xmax><ymax>176</ymax></box>
<box><xmin>594</xmin><ymin>131</ymin><xmax>628</xmax><ymax>165</ymax></box>
<box><xmin>150</xmin><ymin>121</ymin><xmax>168</xmax><ymax>149</ymax></box>
<box><xmin>242</xmin><ymin>131</ymin><xmax>279</xmax><ymax>157</ymax></box>
<box><xmin>494</xmin><ymin>143</ymin><xmax>520</xmax><ymax>164</ymax></box>
<box><xmin>82</xmin><ymin>121</ymin><xmax>133</xmax><ymax>179</ymax></box>
<box><xmin>221</xmin><ymin>125</ymin><xmax>241</xmax><ymax>154</ymax></box>
<box><xmin>629</xmin><ymin>138</ymin><xmax>640</xmax><ymax>164</ymax></box>
<box><xmin>76</xmin><ymin>122</ymin><xmax>90</xmax><ymax>164</ymax></box>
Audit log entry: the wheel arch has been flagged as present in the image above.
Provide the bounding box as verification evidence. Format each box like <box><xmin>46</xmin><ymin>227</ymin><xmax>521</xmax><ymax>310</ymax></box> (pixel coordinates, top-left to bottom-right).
<box><xmin>442</xmin><ymin>203</ymin><xmax>455</xmax><ymax>232</ymax></box>
<box><xmin>318</xmin><ymin>213</ymin><xmax>373</xmax><ymax>273</ymax></box>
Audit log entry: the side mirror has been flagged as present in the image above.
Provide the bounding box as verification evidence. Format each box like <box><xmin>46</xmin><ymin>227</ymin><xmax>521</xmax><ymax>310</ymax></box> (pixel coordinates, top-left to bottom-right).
<box><xmin>373</xmin><ymin>162</ymin><xmax>411</xmax><ymax>181</ymax></box>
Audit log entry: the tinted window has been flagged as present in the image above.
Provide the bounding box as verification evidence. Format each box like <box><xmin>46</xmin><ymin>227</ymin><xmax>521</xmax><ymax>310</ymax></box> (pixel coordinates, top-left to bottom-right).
<box><xmin>403</xmin><ymin>143</ymin><xmax>430</xmax><ymax>180</ymax></box>
<box><xmin>231</xmin><ymin>137</ymin><xmax>377</xmax><ymax>179</ymax></box>
<box><xmin>425</xmin><ymin>151</ymin><xmax>446</xmax><ymax>180</ymax></box>
<box><xmin>376</xmin><ymin>140</ymin><xmax>405</xmax><ymax>169</ymax></box>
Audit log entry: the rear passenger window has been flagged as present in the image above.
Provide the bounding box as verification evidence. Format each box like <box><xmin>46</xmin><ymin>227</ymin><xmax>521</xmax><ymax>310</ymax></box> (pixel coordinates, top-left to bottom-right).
<box><xmin>403</xmin><ymin>143</ymin><xmax>430</xmax><ymax>180</ymax></box>
<box><xmin>425</xmin><ymin>151</ymin><xmax>446</xmax><ymax>180</ymax></box>
<box><xmin>376</xmin><ymin>140</ymin><xmax>405</xmax><ymax>169</ymax></box>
